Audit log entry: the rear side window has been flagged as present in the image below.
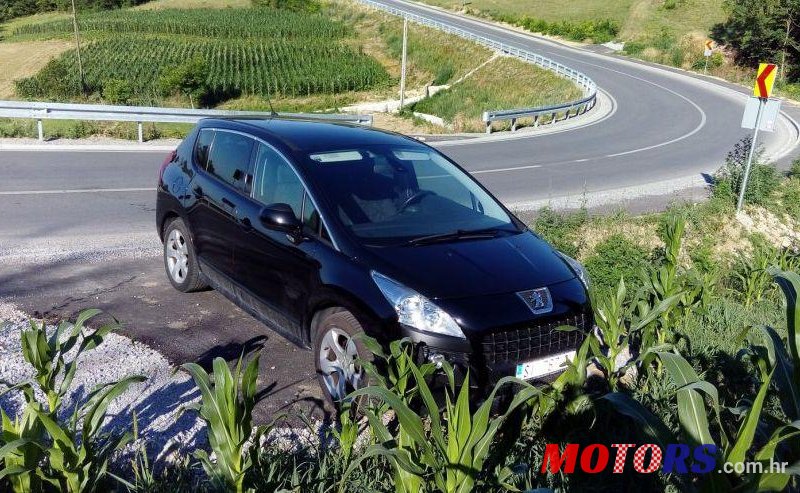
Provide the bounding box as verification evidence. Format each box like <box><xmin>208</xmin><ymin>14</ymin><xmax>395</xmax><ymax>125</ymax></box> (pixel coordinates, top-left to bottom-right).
<box><xmin>206</xmin><ymin>131</ymin><xmax>255</xmax><ymax>191</ymax></box>
<box><xmin>194</xmin><ymin>129</ymin><xmax>215</xmax><ymax>169</ymax></box>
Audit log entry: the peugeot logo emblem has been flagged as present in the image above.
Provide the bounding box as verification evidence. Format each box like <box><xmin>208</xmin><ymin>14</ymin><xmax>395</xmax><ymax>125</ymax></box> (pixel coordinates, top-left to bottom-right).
<box><xmin>517</xmin><ymin>287</ymin><xmax>553</xmax><ymax>315</ymax></box>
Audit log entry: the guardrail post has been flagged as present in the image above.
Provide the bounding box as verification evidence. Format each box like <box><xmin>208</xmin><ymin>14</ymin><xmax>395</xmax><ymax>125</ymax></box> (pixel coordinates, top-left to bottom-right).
<box><xmin>511</xmin><ymin>118</ymin><xmax>517</xmax><ymax>132</ymax></box>
<box><xmin>137</xmin><ymin>122</ymin><xmax>143</xmax><ymax>143</ymax></box>
<box><xmin>37</xmin><ymin>119</ymin><xmax>44</xmax><ymax>141</ymax></box>
<box><xmin>486</xmin><ymin>121</ymin><xmax>492</xmax><ymax>134</ymax></box>
<box><xmin>551</xmin><ymin>112</ymin><xmax>557</xmax><ymax>124</ymax></box>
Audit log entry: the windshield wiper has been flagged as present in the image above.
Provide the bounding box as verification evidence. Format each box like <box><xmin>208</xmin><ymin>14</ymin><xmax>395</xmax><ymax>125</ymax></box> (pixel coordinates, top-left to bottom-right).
<box><xmin>405</xmin><ymin>227</ymin><xmax>509</xmax><ymax>246</ymax></box>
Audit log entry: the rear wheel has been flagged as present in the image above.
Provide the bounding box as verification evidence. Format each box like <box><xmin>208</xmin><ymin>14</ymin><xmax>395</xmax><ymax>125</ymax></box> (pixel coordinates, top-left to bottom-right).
<box><xmin>163</xmin><ymin>218</ymin><xmax>207</xmax><ymax>293</ymax></box>
<box><xmin>314</xmin><ymin>311</ymin><xmax>371</xmax><ymax>410</ymax></box>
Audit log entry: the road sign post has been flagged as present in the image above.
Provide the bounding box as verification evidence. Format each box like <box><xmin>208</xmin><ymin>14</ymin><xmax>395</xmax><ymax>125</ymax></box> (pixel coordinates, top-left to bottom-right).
<box><xmin>737</xmin><ymin>63</ymin><xmax>778</xmax><ymax>212</ymax></box>
<box><xmin>703</xmin><ymin>40</ymin><xmax>713</xmax><ymax>74</ymax></box>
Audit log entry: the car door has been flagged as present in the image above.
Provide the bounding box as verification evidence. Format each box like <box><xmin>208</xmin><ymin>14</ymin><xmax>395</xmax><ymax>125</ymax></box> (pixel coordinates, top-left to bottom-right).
<box><xmin>234</xmin><ymin>142</ymin><xmax>322</xmax><ymax>342</ymax></box>
<box><xmin>186</xmin><ymin>129</ymin><xmax>255</xmax><ymax>280</ymax></box>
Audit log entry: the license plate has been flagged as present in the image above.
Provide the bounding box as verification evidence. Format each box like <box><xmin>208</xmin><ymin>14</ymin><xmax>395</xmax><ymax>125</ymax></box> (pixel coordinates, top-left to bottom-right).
<box><xmin>515</xmin><ymin>351</ymin><xmax>575</xmax><ymax>380</ymax></box>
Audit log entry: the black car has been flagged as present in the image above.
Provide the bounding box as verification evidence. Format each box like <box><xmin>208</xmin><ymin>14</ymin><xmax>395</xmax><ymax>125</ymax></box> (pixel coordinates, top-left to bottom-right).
<box><xmin>156</xmin><ymin>118</ymin><xmax>592</xmax><ymax>406</ymax></box>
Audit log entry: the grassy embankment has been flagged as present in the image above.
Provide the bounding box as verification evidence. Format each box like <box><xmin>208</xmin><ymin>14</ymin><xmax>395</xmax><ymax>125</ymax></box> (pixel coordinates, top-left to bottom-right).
<box><xmin>415</xmin><ymin>0</ymin><xmax>785</xmax><ymax>91</ymax></box>
<box><xmin>0</xmin><ymin>0</ymin><xmax>582</xmax><ymax>139</ymax></box>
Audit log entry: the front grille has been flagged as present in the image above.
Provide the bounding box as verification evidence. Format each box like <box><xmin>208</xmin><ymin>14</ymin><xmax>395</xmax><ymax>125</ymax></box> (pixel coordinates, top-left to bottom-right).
<box><xmin>481</xmin><ymin>313</ymin><xmax>589</xmax><ymax>365</ymax></box>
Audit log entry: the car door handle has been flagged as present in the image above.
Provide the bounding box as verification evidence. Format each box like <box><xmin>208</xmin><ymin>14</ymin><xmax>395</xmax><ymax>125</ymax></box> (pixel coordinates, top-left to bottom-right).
<box><xmin>221</xmin><ymin>197</ymin><xmax>236</xmax><ymax>209</ymax></box>
<box><xmin>239</xmin><ymin>217</ymin><xmax>253</xmax><ymax>231</ymax></box>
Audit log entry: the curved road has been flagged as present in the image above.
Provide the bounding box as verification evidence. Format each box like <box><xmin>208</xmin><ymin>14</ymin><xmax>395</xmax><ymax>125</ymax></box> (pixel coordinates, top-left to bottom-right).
<box><xmin>378</xmin><ymin>0</ymin><xmax>798</xmax><ymax>205</ymax></box>
<box><xmin>1</xmin><ymin>0</ymin><xmax>799</xmax><ymax>420</ymax></box>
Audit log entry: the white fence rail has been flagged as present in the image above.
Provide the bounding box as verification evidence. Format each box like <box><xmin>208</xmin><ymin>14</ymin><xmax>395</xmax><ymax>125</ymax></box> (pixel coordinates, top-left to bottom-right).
<box><xmin>0</xmin><ymin>100</ymin><xmax>373</xmax><ymax>142</ymax></box>
<box><xmin>357</xmin><ymin>0</ymin><xmax>598</xmax><ymax>133</ymax></box>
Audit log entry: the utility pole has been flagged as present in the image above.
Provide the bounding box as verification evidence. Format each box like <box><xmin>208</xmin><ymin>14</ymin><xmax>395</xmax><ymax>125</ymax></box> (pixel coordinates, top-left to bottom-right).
<box><xmin>399</xmin><ymin>17</ymin><xmax>408</xmax><ymax>110</ymax></box>
<box><xmin>70</xmin><ymin>0</ymin><xmax>86</xmax><ymax>95</ymax></box>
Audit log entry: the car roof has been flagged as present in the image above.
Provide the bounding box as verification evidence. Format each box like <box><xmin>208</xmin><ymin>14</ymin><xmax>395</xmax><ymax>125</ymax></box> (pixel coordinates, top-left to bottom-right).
<box><xmin>200</xmin><ymin>117</ymin><xmax>425</xmax><ymax>153</ymax></box>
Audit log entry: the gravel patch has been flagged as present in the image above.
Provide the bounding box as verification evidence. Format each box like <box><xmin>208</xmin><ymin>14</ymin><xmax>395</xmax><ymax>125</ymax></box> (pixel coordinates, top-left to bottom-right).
<box><xmin>0</xmin><ymin>300</ymin><xmax>333</xmax><ymax>479</ymax></box>
<box><xmin>0</xmin><ymin>300</ymin><xmax>207</xmax><ymax>468</ymax></box>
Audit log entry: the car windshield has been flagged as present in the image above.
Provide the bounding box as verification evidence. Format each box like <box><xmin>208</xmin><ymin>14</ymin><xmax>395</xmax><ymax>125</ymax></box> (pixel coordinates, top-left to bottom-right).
<box><xmin>305</xmin><ymin>145</ymin><xmax>519</xmax><ymax>245</ymax></box>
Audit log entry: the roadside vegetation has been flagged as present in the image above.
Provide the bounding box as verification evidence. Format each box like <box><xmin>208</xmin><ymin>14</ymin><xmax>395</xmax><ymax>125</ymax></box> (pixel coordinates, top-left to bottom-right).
<box><xmin>419</xmin><ymin>0</ymin><xmax>800</xmax><ymax>101</ymax></box>
<box><xmin>409</xmin><ymin>56</ymin><xmax>582</xmax><ymax>132</ymax></box>
<box><xmin>2</xmin><ymin>142</ymin><xmax>800</xmax><ymax>492</ymax></box>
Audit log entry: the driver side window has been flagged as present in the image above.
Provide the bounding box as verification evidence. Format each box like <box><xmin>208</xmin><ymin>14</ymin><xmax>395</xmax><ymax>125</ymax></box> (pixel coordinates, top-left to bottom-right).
<box><xmin>252</xmin><ymin>143</ymin><xmax>304</xmax><ymax>218</ymax></box>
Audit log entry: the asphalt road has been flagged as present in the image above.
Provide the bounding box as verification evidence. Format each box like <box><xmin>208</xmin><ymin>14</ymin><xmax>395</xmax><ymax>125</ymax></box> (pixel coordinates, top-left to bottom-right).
<box><xmin>2</xmin><ymin>0</ymin><xmax>800</xmax><ymax>421</ymax></box>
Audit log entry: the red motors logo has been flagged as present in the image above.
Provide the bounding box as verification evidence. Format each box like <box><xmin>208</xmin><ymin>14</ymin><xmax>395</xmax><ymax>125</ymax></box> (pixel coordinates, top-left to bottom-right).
<box><xmin>541</xmin><ymin>443</ymin><xmax>718</xmax><ymax>474</ymax></box>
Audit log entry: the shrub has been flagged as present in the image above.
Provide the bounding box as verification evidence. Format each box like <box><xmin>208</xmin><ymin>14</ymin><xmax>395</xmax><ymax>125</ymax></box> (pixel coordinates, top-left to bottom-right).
<box><xmin>584</xmin><ymin>234</ymin><xmax>651</xmax><ymax>295</ymax></box>
<box><xmin>102</xmin><ymin>78</ymin><xmax>134</xmax><ymax>105</ymax></box>
<box><xmin>623</xmin><ymin>40</ymin><xmax>646</xmax><ymax>55</ymax></box>
<box><xmin>532</xmin><ymin>207</ymin><xmax>588</xmax><ymax>258</ymax></box>
<box><xmin>714</xmin><ymin>136</ymin><xmax>779</xmax><ymax>207</ymax></box>
<box><xmin>158</xmin><ymin>57</ymin><xmax>210</xmax><ymax>109</ymax></box>
<box><xmin>433</xmin><ymin>64</ymin><xmax>455</xmax><ymax>85</ymax></box>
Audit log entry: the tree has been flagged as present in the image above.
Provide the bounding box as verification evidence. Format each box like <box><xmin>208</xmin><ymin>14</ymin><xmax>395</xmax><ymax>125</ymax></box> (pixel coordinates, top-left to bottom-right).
<box><xmin>711</xmin><ymin>0</ymin><xmax>800</xmax><ymax>81</ymax></box>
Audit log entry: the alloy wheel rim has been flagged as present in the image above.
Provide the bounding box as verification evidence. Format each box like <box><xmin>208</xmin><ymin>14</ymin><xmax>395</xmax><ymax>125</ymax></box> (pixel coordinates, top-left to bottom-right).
<box><xmin>318</xmin><ymin>327</ymin><xmax>363</xmax><ymax>402</ymax></box>
<box><xmin>166</xmin><ymin>229</ymin><xmax>189</xmax><ymax>284</ymax></box>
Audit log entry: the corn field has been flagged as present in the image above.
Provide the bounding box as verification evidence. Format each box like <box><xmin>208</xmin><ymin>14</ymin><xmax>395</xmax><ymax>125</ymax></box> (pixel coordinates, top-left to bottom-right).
<box><xmin>13</xmin><ymin>8</ymin><xmax>390</xmax><ymax>103</ymax></box>
<box><xmin>11</xmin><ymin>8</ymin><xmax>351</xmax><ymax>40</ymax></box>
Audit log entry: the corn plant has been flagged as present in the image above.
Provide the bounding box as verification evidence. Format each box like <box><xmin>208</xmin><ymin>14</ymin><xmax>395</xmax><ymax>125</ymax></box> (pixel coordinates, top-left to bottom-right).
<box><xmin>640</xmin><ymin>214</ymin><xmax>711</xmax><ymax>344</ymax></box>
<box><xmin>20</xmin><ymin>309</ymin><xmax>115</xmax><ymax>413</ymax></box>
<box><xmin>0</xmin><ymin>396</ymin><xmax>45</xmax><ymax>493</ymax></box>
<box><xmin>343</xmin><ymin>348</ymin><xmax>544</xmax><ymax>493</ymax></box>
<box><xmin>570</xmin><ymin>278</ymin><xmax>681</xmax><ymax>391</ymax></box>
<box><xmin>0</xmin><ymin>309</ymin><xmax>145</xmax><ymax>493</ymax></box>
<box><xmin>731</xmin><ymin>244</ymin><xmax>776</xmax><ymax>307</ymax></box>
<box><xmin>181</xmin><ymin>353</ymin><xmax>263</xmax><ymax>493</ymax></box>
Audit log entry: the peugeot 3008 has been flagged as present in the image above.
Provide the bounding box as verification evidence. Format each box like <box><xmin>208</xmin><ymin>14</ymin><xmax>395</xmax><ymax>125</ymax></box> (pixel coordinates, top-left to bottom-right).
<box><xmin>156</xmin><ymin>118</ymin><xmax>592</xmax><ymax>406</ymax></box>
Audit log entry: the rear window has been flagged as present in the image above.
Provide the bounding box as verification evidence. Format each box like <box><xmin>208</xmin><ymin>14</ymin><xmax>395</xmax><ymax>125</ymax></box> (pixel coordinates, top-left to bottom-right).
<box><xmin>206</xmin><ymin>131</ymin><xmax>255</xmax><ymax>191</ymax></box>
<box><xmin>194</xmin><ymin>129</ymin><xmax>215</xmax><ymax>169</ymax></box>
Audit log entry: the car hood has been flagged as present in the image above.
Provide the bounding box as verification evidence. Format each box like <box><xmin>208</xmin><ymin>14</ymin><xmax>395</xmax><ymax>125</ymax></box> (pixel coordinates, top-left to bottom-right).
<box><xmin>363</xmin><ymin>231</ymin><xmax>576</xmax><ymax>299</ymax></box>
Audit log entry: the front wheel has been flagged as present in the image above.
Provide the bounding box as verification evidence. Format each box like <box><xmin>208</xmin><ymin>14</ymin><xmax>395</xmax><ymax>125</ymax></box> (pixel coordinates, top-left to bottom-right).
<box><xmin>163</xmin><ymin>218</ymin><xmax>207</xmax><ymax>293</ymax></box>
<box><xmin>314</xmin><ymin>311</ymin><xmax>372</xmax><ymax>410</ymax></box>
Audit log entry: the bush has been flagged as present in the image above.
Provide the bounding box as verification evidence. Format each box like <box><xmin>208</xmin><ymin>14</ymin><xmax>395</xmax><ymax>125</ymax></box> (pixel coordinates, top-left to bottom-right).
<box><xmin>532</xmin><ymin>207</ymin><xmax>588</xmax><ymax>258</ymax></box>
<box><xmin>623</xmin><ymin>40</ymin><xmax>646</xmax><ymax>55</ymax></box>
<box><xmin>432</xmin><ymin>64</ymin><xmax>455</xmax><ymax>85</ymax></box>
<box><xmin>714</xmin><ymin>136</ymin><xmax>779</xmax><ymax>207</ymax></box>
<box><xmin>158</xmin><ymin>57</ymin><xmax>209</xmax><ymax>108</ymax></box>
<box><xmin>102</xmin><ymin>78</ymin><xmax>134</xmax><ymax>105</ymax></box>
<box><xmin>584</xmin><ymin>233</ymin><xmax>651</xmax><ymax>295</ymax></box>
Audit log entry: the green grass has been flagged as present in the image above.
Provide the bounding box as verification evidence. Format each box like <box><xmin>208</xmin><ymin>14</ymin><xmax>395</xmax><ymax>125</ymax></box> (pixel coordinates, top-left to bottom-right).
<box><xmin>410</xmin><ymin>56</ymin><xmax>582</xmax><ymax>131</ymax></box>
<box><xmin>0</xmin><ymin>117</ymin><xmax>192</xmax><ymax>140</ymax></box>
<box><xmin>421</xmin><ymin>0</ymin><xmax>634</xmax><ymax>24</ymax></box>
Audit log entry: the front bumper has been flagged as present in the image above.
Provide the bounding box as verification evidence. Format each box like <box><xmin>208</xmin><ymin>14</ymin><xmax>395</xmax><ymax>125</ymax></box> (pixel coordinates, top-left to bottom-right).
<box><xmin>402</xmin><ymin>309</ymin><xmax>593</xmax><ymax>398</ymax></box>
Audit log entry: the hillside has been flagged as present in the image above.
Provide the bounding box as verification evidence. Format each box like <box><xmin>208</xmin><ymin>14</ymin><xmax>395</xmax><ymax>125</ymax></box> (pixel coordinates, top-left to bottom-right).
<box><xmin>420</xmin><ymin>0</ymin><xmax>726</xmax><ymax>44</ymax></box>
<box><xmin>0</xmin><ymin>0</ymin><xmax>585</xmax><ymax>138</ymax></box>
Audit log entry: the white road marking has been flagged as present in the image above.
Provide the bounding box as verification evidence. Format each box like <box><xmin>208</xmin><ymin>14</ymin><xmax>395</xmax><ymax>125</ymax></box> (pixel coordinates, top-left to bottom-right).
<box><xmin>472</xmin><ymin>164</ymin><xmax>541</xmax><ymax>174</ymax></box>
<box><xmin>0</xmin><ymin>187</ymin><xmax>154</xmax><ymax>196</ymax></box>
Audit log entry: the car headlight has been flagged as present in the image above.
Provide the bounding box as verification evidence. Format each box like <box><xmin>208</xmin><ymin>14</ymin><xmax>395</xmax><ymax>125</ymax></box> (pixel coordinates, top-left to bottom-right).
<box><xmin>371</xmin><ymin>271</ymin><xmax>465</xmax><ymax>339</ymax></box>
<box><xmin>557</xmin><ymin>251</ymin><xmax>591</xmax><ymax>291</ymax></box>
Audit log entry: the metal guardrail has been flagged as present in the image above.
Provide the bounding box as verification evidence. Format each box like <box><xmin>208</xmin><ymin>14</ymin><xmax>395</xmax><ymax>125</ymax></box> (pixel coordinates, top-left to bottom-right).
<box><xmin>0</xmin><ymin>100</ymin><xmax>373</xmax><ymax>142</ymax></box>
<box><xmin>357</xmin><ymin>0</ymin><xmax>598</xmax><ymax>133</ymax></box>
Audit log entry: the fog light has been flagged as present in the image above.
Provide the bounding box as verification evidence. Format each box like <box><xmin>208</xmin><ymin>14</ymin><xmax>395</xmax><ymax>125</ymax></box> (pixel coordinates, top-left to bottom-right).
<box><xmin>428</xmin><ymin>352</ymin><xmax>445</xmax><ymax>368</ymax></box>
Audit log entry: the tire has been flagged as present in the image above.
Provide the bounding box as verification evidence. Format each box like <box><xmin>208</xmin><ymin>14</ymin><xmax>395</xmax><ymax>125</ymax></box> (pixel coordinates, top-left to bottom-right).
<box><xmin>313</xmin><ymin>311</ymin><xmax>373</xmax><ymax>411</ymax></box>
<box><xmin>162</xmin><ymin>217</ymin><xmax>208</xmax><ymax>293</ymax></box>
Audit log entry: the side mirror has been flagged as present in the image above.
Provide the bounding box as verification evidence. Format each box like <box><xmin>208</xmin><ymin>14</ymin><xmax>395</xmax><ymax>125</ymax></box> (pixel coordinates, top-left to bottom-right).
<box><xmin>259</xmin><ymin>203</ymin><xmax>302</xmax><ymax>237</ymax></box>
